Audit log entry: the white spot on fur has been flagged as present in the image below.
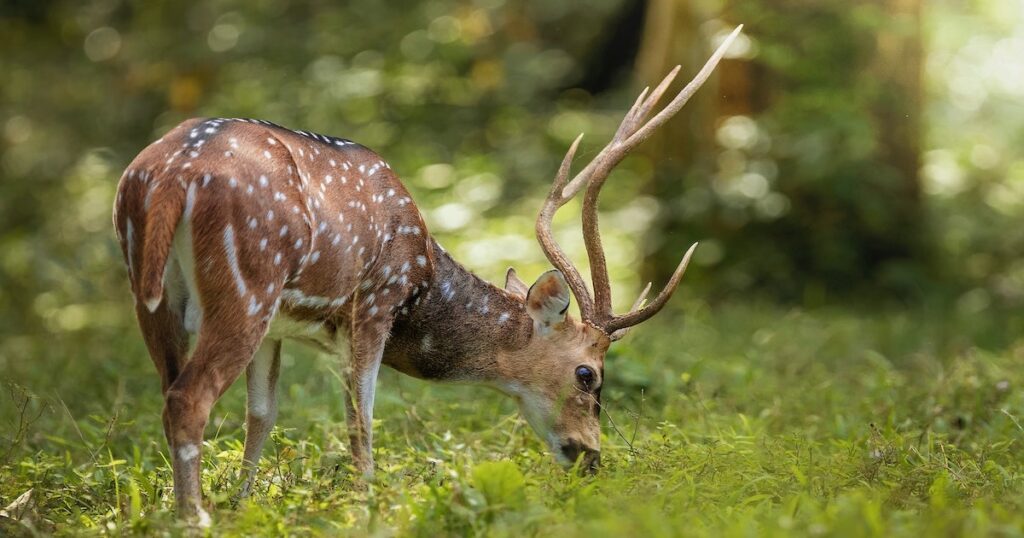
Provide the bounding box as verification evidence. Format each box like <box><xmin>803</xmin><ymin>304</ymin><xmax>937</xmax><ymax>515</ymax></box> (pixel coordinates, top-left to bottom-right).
<box><xmin>280</xmin><ymin>288</ymin><xmax>333</xmax><ymax>308</ymax></box>
<box><xmin>178</xmin><ymin>444</ymin><xmax>199</xmax><ymax>462</ymax></box>
<box><xmin>125</xmin><ymin>218</ymin><xmax>136</xmax><ymax>278</ymax></box>
<box><xmin>247</xmin><ymin>295</ymin><xmax>262</xmax><ymax>316</ymax></box>
<box><xmin>223</xmin><ymin>225</ymin><xmax>248</xmax><ymax>297</ymax></box>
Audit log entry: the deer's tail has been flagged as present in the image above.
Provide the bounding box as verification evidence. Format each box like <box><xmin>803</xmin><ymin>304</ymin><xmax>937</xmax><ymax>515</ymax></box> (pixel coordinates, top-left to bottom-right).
<box><xmin>139</xmin><ymin>180</ymin><xmax>189</xmax><ymax>312</ymax></box>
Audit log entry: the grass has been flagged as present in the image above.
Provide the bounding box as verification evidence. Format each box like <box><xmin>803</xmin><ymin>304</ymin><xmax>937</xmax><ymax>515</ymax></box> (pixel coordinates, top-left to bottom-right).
<box><xmin>2</xmin><ymin>299</ymin><xmax>1024</xmax><ymax>536</ymax></box>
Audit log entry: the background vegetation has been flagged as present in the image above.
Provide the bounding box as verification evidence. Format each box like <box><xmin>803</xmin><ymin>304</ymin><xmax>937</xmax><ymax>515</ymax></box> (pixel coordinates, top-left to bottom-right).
<box><xmin>1</xmin><ymin>0</ymin><xmax>1022</xmax><ymax>535</ymax></box>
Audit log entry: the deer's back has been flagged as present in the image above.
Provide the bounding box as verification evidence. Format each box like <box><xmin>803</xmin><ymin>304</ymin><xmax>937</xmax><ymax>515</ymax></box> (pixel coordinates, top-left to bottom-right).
<box><xmin>115</xmin><ymin>118</ymin><xmax>434</xmax><ymax>341</ymax></box>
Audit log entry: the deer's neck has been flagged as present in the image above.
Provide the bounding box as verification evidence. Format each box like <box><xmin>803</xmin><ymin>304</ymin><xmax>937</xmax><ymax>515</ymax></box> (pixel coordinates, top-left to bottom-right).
<box><xmin>384</xmin><ymin>239</ymin><xmax>532</xmax><ymax>384</ymax></box>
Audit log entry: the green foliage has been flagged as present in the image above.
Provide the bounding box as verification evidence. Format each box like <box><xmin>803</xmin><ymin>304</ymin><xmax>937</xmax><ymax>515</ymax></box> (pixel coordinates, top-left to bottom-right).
<box><xmin>715</xmin><ymin>0</ymin><xmax>928</xmax><ymax>297</ymax></box>
<box><xmin>3</xmin><ymin>302</ymin><xmax>1024</xmax><ymax>535</ymax></box>
<box><xmin>2</xmin><ymin>0</ymin><xmax>1024</xmax><ymax>535</ymax></box>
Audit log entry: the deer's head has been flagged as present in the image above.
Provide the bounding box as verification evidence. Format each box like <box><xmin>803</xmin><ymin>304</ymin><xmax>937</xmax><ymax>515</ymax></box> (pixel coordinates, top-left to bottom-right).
<box><xmin>496</xmin><ymin>26</ymin><xmax>742</xmax><ymax>473</ymax></box>
<box><xmin>497</xmin><ymin>268</ymin><xmax>609</xmax><ymax>472</ymax></box>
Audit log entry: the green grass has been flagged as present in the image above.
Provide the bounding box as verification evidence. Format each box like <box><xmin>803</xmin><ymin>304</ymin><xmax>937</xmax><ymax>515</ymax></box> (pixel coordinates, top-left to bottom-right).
<box><xmin>2</xmin><ymin>300</ymin><xmax>1024</xmax><ymax>536</ymax></box>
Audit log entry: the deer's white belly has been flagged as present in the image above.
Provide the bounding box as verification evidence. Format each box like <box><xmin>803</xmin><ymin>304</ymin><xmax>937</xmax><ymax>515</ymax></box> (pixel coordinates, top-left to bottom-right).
<box><xmin>265</xmin><ymin>312</ymin><xmax>347</xmax><ymax>355</ymax></box>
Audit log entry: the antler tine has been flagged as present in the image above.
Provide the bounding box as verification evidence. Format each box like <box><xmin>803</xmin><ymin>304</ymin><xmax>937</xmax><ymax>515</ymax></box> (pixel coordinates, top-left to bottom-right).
<box><xmin>604</xmin><ymin>242</ymin><xmax>698</xmax><ymax>334</ymax></box>
<box><xmin>560</xmin><ymin>26</ymin><xmax>741</xmax><ymax>202</ymax></box>
<box><xmin>536</xmin><ymin>134</ymin><xmax>596</xmax><ymax>319</ymax></box>
<box><xmin>625</xmin><ymin>25</ymin><xmax>742</xmax><ymax>149</ymax></box>
<box><xmin>608</xmin><ymin>282</ymin><xmax>652</xmax><ymax>340</ymax></box>
<box><xmin>613</xmin><ymin>85</ymin><xmax>651</xmax><ymax>142</ymax></box>
<box><xmin>629</xmin><ymin>281</ymin><xmax>653</xmax><ymax>312</ymax></box>
<box><xmin>552</xmin><ymin>133</ymin><xmax>584</xmax><ymax>195</ymax></box>
<box><xmin>620</xmin><ymin>65</ymin><xmax>681</xmax><ymax>138</ymax></box>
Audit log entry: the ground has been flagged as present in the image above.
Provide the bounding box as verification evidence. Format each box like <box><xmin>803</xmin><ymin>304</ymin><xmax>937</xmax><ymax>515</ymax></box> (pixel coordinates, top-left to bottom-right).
<box><xmin>2</xmin><ymin>300</ymin><xmax>1023</xmax><ymax>536</ymax></box>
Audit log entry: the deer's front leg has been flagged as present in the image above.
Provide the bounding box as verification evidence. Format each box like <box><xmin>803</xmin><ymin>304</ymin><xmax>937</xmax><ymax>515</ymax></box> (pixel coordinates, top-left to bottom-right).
<box><xmin>343</xmin><ymin>320</ymin><xmax>387</xmax><ymax>479</ymax></box>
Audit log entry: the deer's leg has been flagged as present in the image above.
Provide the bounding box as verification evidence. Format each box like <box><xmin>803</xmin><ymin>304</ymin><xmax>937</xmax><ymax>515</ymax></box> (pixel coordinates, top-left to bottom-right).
<box><xmin>163</xmin><ymin>313</ymin><xmax>270</xmax><ymax>523</ymax></box>
<box><xmin>236</xmin><ymin>338</ymin><xmax>282</xmax><ymax>500</ymax></box>
<box><xmin>343</xmin><ymin>320</ymin><xmax>388</xmax><ymax>478</ymax></box>
<box><xmin>134</xmin><ymin>298</ymin><xmax>189</xmax><ymax>449</ymax></box>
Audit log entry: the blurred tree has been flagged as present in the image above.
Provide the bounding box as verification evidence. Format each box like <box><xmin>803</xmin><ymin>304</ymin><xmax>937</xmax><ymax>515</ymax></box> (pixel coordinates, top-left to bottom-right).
<box><xmin>638</xmin><ymin>0</ymin><xmax>928</xmax><ymax>301</ymax></box>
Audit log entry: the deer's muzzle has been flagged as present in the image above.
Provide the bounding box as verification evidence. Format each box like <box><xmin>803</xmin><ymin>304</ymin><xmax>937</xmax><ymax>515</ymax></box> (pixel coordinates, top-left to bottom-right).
<box><xmin>561</xmin><ymin>440</ymin><xmax>600</xmax><ymax>475</ymax></box>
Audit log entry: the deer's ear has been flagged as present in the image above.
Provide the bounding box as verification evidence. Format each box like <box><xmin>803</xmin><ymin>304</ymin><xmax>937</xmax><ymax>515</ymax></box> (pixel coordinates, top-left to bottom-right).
<box><xmin>526</xmin><ymin>270</ymin><xmax>570</xmax><ymax>332</ymax></box>
<box><xmin>505</xmin><ymin>267</ymin><xmax>529</xmax><ymax>299</ymax></box>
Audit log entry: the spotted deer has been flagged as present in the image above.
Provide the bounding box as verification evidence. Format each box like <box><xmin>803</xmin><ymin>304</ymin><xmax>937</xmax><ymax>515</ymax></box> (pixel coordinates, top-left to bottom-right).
<box><xmin>113</xmin><ymin>28</ymin><xmax>741</xmax><ymax>522</ymax></box>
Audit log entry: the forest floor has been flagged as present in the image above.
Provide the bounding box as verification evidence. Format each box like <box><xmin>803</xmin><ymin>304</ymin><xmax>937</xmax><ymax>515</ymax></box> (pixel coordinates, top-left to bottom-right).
<box><xmin>2</xmin><ymin>300</ymin><xmax>1023</xmax><ymax>536</ymax></box>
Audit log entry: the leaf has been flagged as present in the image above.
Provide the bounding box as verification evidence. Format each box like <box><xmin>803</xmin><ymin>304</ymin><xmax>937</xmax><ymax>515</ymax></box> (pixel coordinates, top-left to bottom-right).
<box><xmin>471</xmin><ymin>460</ymin><xmax>525</xmax><ymax>509</ymax></box>
<box><xmin>128</xmin><ymin>477</ymin><xmax>142</xmax><ymax>524</ymax></box>
<box><xmin>928</xmin><ymin>471</ymin><xmax>950</xmax><ymax>510</ymax></box>
<box><xmin>791</xmin><ymin>464</ymin><xmax>807</xmax><ymax>486</ymax></box>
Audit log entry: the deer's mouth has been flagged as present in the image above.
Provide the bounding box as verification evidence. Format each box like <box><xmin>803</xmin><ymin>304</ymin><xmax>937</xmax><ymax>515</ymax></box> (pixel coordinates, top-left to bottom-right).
<box><xmin>560</xmin><ymin>440</ymin><xmax>600</xmax><ymax>475</ymax></box>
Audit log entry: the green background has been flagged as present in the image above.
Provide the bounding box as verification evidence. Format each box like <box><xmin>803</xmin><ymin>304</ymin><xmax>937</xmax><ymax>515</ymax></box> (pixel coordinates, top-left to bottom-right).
<box><xmin>2</xmin><ymin>0</ymin><xmax>1023</xmax><ymax>535</ymax></box>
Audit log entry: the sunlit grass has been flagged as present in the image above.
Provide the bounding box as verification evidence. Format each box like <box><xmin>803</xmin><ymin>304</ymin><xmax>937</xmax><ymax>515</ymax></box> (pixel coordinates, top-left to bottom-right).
<box><xmin>2</xmin><ymin>301</ymin><xmax>1023</xmax><ymax>536</ymax></box>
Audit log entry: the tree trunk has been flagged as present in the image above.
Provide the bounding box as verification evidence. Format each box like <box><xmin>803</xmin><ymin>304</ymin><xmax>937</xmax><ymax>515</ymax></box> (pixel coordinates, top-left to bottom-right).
<box><xmin>637</xmin><ymin>0</ymin><xmax>926</xmax><ymax>298</ymax></box>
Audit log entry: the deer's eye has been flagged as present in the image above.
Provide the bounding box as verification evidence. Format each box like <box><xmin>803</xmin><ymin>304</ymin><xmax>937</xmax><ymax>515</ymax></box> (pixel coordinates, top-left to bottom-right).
<box><xmin>575</xmin><ymin>365</ymin><xmax>595</xmax><ymax>390</ymax></box>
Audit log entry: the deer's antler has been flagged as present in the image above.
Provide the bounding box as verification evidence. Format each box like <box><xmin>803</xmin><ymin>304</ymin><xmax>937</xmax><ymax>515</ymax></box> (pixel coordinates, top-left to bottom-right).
<box><xmin>536</xmin><ymin>25</ymin><xmax>743</xmax><ymax>338</ymax></box>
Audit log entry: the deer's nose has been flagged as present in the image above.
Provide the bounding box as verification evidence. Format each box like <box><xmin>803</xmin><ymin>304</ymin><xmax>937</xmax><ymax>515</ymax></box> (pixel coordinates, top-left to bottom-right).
<box><xmin>581</xmin><ymin>449</ymin><xmax>600</xmax><ymax>475</ymax></box>
<box><xmin>560</xmin><ymin>441</ymin><xmax>600</xmax><ymax>474</ymax></box>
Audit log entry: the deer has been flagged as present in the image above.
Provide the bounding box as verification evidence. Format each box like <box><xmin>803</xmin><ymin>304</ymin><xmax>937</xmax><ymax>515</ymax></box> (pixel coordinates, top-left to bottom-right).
<box><xmin>112</xmin><ymin>27</ymin><xmax>741</xmax><ymax>524</ymax></box>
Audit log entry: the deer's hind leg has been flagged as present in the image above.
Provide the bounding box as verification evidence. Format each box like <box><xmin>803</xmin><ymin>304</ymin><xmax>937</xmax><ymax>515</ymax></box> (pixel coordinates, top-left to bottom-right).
<box><xmin>164</xmin><ymin>314</ymin><xmax>270</xmax><ymax>523</ymax></box>
<box><xmin>236</xmin><ymin>338</ymin><xmax>282</xmax><ymax>500</ymax></box>
<box><xmin>121</xmin><ymin>199</ymin><xmax>189</xmax><ymax>455</ymax></box>
<box><xmin>163</xmin><ymin>221</ymin><xmax>290</xmax><ymax>522</ymax></box>
<box><xmin>134</xmin><ymin>294</ymin><xmax>189</xmax><ymax>449</ymax></box>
